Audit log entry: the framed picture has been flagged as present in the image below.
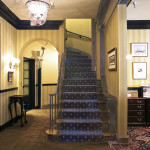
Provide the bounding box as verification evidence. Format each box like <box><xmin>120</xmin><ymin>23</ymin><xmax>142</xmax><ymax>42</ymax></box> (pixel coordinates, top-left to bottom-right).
<box><xmin>108</xmin><ymin>48</ymin><xmax>117</xmax><ymax>71</ymax></box>
<box><xmin>133</xmin><ymin>62</ymin><xmax>147</xmax><ymax>80</ymax></box>
<box><xmin>131</xmin><ymin>43</ymin><xmax>148</xmax><ymax>57</ymax></box>
<box><xmin>8</xmin><ymin>72</ymin><xmax>13</xmax><ymax>82</ymax></box>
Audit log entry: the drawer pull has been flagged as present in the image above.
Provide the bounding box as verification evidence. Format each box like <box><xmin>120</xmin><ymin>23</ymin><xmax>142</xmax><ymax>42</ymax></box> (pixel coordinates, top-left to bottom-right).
<box><xmin>137</xmin><ymin>112</ymin><xmax>142</xmax><ymax>115</ymax></box>
<box><xmin>137</xmin><ymin>106</ymin><xmax>142</xmax><ymax>109</ymax></box>
<box><xmin>137</xmin><ymin>118</ymin><xmax>142</xmax><ymax>122</ymax></box>
<box><xmin>137</xmin><ymin>100</ymin><xmax>142</xmax><ymax>103</ymax></box>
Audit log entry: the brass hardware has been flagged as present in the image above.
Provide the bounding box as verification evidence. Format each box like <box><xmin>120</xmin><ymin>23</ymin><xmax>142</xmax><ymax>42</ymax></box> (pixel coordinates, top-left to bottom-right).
<box><xmin>137</xmin><ymin>106</ymin><xmax>142</xmax><ymax>109</ymax></box>
<box><xmin>137</xmin><ymin>100</ymin><xmax>142</xmax><ymax>103</ymax></box>
<box><xmin>137</xmin><ymin>112</ymin><xmax>142</xmax><ymax>115</ymax></box>
<box><xmin>137</xmin><ymin>118</ymin><xmax>142</xmax><ymax>122</ymax></box>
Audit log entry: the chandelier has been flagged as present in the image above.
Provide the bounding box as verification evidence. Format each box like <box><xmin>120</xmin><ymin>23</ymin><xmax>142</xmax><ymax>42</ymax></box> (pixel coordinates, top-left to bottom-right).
<box><xmin>26</xmin><ymin>0</ymin><xmax>51</xmax><ymax>26</ymax></box>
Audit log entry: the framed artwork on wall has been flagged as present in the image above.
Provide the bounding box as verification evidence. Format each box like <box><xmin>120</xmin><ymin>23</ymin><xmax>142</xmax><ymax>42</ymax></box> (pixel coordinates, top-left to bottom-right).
<box><xmin>133</xmin><ymin>62</ymin><xmax>147</xmax><ymax>80</ymax></box>
<box><xmin>8</xmin><ymin>72</ymin><xmax>13</xmax><ymax>82</ymax></box>
<box><xmin>108</xmin><ymin>48</ymin><xmax>117</xmax><ymax>71</ymax></box>
<box><xmin>131</xmin><ymin>43</ymin><xmax>148</xmax><ymax>57</ymax></box>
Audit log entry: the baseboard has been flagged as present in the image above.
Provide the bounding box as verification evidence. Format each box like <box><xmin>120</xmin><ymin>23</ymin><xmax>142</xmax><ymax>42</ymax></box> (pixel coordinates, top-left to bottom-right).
<box><xmin>117</xmin><ymin>136</ymin><xmax>129</xmax><ymax>144</ymax></box>
<box><xmin>0</xmin><ymin>116</ymin><xmax>21</xmax><ymax>131</ymax></box>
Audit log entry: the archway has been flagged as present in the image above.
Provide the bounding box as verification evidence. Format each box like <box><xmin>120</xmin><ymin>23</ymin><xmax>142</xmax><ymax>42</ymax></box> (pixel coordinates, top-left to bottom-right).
<box><xmin>19</xmin><ymin>39</ymin><xmax>58</xmax><ymax>108</ymax></box>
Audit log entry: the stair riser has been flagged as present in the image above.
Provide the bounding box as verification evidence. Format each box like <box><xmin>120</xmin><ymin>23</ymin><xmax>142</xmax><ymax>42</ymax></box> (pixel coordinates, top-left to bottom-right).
<box><xmin>64</xmin><ymin>80</ymin><xmax>96</xmax><ymax>85</ymax></box>
<box><xmin>63</xmin><ymin>94</ymin><xmax>97</xmax><ymax>100</ymax></box>
<box><xmin>63</xmin><ymin>87</ymin><xmax>97</xmax><ymax>92</ymax></box>
<box><xmin>65</xmin><ymin>70</ymin><xmax>94</xmax><ymax>73</ymax></box>
<box><xmin>62</xmin><ymin>113</ymin><xmax>109</xmax><ymax>119</ymax></box>
<box><xmin>60</xmin><ymin>136</ymin><xmax>104</xmax><ymax>142</ymax></box>
<box><xmin>66</xmin><ymin>59</ymin><xmax>91</xmax><ymax>64</ymax></box>
<box><xmin>62</xmin><ymin>112</ymin><xmax>100</xmax><ymax>119</ymax></box>
<box><xmin>63</xmin><ymin>102</ymin><xmax>98</xmax><ymax>109</ymax></box>
<box><xmin>66</xmin><ymin>55</ymin><xmax>89</xmax><ymax>59</ymax></box>
<box><xmin>61</xmin><ymin>123</ymin><xmax>101</xmax><ymax>130</ymax></box>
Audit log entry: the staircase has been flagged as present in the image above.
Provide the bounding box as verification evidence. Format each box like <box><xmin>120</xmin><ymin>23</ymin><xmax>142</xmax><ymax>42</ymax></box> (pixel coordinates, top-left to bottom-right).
<box><xmin>56</xmin><ymin>47</ymin><xmax>112</xmax><ymax>142</ymax></box>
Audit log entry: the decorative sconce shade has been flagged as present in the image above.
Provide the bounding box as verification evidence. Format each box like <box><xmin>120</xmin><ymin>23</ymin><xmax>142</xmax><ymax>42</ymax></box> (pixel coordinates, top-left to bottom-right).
<box><xmin>26</xmin><ymin>0</ymin><xmax>50</xmax><ymax>26</ymax></box>
<box><xmin>9</xmin><ymin>58</ymin><xmax>20</xmax><ymax>69</ymax></box>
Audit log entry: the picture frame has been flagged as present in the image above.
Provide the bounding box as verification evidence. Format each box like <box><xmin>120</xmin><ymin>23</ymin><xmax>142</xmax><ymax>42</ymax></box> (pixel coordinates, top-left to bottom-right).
<box><xmin>8</xmin><ymin>72</ymin><xmax>13</xmax><ymax>82</ymax></box>
<box><xmin>133</xmin><ymin>62</ymin><xmax>147</xmax><ymax>80</ymax></box>
<box><xmin>131</xmin><ymin>43</ymin><xmax>148</xmax><ymax>57</ymax></box>
<box><xmin>108</xmin><ymin>48</ymin><xmax>117</xmax><ymax>71</ymax></box>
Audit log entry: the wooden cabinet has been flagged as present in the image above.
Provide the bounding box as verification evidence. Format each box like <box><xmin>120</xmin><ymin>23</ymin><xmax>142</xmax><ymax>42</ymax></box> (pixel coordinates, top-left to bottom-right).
<box><xmin>128</xmin><ymin>97</ymin><xmax>150</xmax><ymax>125</ymax></box>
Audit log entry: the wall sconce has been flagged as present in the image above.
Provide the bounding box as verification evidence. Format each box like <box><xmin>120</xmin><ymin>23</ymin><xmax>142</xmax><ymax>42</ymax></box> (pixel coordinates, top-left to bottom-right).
<box><xmin>9</xmin><ymin>58</ymin><xmax>20</xmax><ymax>70</ymax></box>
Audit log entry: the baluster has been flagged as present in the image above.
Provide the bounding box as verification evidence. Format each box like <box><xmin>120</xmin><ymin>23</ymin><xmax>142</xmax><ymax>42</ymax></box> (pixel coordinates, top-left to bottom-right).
<box><xmin>55</xmin><ymin>95</ymin><xmax>56</xmax><ymax>125</ymax></box>
<box><xmin>52</xmin><ymin>95</ymin><xmax>53</xmax><ymax>132</ymax></box>
<box><xmin>50</xmin><ymin>95</ymin><xmax>51</xmax><ymax>130</ymax></box>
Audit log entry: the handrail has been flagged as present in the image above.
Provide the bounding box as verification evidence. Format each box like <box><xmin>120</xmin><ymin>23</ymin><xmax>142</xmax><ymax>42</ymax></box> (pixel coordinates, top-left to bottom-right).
<box><xmin>48</xmin><ymin>53</ymin><xmax>64</xmax><ymax>133</ymax></box>
<box><xmin>66</xmin><ymin>29</ymin><xmax>91</xmax><ymax>40</ymax></box>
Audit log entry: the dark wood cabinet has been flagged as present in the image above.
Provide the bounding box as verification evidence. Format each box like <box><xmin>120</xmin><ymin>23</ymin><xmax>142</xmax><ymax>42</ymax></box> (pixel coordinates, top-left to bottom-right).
<box><xmin>128</xmin><ymin>97</ymin><xmax>150</xmax><ymax>125</ymax></box>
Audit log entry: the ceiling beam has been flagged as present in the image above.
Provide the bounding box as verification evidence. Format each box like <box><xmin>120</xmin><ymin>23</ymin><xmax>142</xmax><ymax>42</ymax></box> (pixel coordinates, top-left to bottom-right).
<box><xmin>0</xmin><ymin>1</ymin><xmax>63</xmax><ymax>30</ymax></box>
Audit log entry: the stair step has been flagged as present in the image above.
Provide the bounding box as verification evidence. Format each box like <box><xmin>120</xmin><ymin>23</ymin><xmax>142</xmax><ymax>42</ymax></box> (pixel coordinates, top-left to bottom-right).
<box><xmin>63</xmin><ymin>93</ymin><xmax>98</xmax><ymax>100</ymax></box>
<box><xmin>60</xmin><ymin>130</ymin><xmax>103</xmax><ymax>142</ymax></box>
<box><xmin>63</xmin><ymin>99</ymin><xmax>99</xmax><ymax>109</ymax></box>
<box><xmin>62</xmin><ymin>108</ymin><xmax>100</xmax><ymax>112</ymax></box>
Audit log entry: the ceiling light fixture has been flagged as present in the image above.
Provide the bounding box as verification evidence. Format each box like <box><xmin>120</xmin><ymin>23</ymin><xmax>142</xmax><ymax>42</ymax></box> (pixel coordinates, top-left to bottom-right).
<box><xmin>26</xmin><ymin>0</ymin><xmax>53</xmax><ymax>26</ymax></box>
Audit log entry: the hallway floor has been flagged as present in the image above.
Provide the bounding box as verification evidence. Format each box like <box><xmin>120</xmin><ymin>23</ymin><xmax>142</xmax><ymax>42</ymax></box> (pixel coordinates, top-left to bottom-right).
<box><xmin>0</xmin><ymin>109</ymin><xmax>110</xmax><ymax>150</ymax></box>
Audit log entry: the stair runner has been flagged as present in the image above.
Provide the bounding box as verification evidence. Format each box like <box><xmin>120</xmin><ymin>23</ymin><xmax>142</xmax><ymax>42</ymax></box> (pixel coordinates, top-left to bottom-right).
<box><xmin>60</xmin><ymin>47</ymin><xmax>104</xmax><ymax>142</ymax></box>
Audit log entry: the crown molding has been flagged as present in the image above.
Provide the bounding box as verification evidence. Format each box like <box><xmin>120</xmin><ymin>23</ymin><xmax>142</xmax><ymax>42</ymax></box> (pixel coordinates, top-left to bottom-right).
<box><xmin>0</xmin><ymin>1</ymin><xmax>63</xmax><ymax>30</ymax></box>
<box><xmin>127</xmin><ymin>20</ymin><xmax>150</xmax><ymax>29</ymax></box>
<box><xmin>96</xmin><ymin>0</ymin><xmax>120</xmax><ymax>27</ymax></box>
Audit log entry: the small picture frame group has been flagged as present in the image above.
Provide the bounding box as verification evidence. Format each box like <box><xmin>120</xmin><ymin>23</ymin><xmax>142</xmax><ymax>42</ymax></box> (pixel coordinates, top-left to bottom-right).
<box><xmin>131</xmin><ymin>43</ymin><xmax>148</xmax><ymax>80</ymax></box>
<box><xmin>131</xmin><ymin>43</ymin><xmax>148</xmax><ymax>57</ymax></box>
<box><xmin>133</xmin><ymin>62</ymin><xmax>147</xmax><ymax>80</ymax></box>
<box><xmin>108</xmin><ymin>48</ymin><xmax>117</xmax><ymax>71</ymax></box>
<box><xmin>8</xmin><ymin>72</ymin><xmax>13</xmax><ymax>82</ymax></box>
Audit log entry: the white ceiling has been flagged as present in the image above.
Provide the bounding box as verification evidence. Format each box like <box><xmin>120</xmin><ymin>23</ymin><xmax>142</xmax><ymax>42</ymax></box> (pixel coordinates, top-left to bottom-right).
<box><xmin>127</xmin><ymin>0</ymin><xmax>150</xmax><ymax>20</ymax></box>
<box><xmin>2</xmin><ymin>0</ymin><xmax>101</xmax><ymax>20</ymax></box>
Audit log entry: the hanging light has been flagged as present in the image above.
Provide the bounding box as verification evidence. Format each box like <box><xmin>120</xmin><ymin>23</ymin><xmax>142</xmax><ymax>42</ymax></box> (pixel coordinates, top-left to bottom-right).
<box><xmin>26</xmin><ymin>0</ymin><xmax>51</xmax><ymax>26</ymax></box>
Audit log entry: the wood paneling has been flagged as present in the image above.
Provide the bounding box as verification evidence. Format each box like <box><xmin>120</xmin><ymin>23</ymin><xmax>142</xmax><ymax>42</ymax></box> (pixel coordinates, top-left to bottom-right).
<box><xmin>127</xmin><ymin>29</ymin><xmax>150</xmax><ymax>87</ymax></box>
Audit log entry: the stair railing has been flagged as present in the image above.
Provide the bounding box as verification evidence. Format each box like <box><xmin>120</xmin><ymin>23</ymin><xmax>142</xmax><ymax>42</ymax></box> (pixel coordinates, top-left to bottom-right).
<box><xmin>48</xmin><ymin>53</ymin><xmax>64</xmax><ymax>133</ymax></box>
<box><xmin>66</xmin><ymin>29</ymin><xmax>91</xmax><ymax>40</ymax></box>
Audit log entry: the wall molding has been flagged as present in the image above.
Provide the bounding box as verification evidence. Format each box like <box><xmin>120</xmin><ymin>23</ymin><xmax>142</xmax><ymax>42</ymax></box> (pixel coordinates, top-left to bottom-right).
<box><xmin>36</xmin><ymin>84</ymin><xmax>57</xmax><ymax>86</ymax></box>
<box><xmin>0</xmin><ymin>1</ymin><xmax>63</xmax><ymax>30</ymax></box>
<box><xmin>127</xmin><ymin>20</ymin><xmax>150</xmax><ymax>29</ymax></box>
<box><xmin>42</xmin><ymin>83</ymin><xmax>57</xmax><ymax>86</ymax></box>
<box><xmin>0</xmin><ymin>87</ymin><xmax>18</xmax><ymax>94</ymax></box>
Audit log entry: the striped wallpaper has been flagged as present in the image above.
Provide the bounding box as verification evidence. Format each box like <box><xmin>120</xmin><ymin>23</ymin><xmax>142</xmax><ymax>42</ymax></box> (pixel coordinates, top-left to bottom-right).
<box><xmin>0</xmin><ymin>17</ymin><xmax>65</xmax><ymax>126</ymax></box>
<box><xmin>127</xmin><ymin>30</ymin><xmax>150</xmax><ymax>87</ymax></box>
<box><xmin>0</xmin><ymin>17</ymin><xmax>18</xmax><ymax>126</ymax></box>
<box><xmin>104</xmin><ymin>7</ymin><xmax>119</xmax><ymax>97</ymax></box>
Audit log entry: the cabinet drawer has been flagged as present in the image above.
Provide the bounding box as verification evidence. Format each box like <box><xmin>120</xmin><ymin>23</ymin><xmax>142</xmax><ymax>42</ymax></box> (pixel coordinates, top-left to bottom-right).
<box><xmin>128</xmin><ymin>99</ymin><xmax>145</xmax><ymax>104</ymax></box>
<box><xmin>128</xmin><ymin>110</ymin><xmax>145</xmax><ymax>116</ymax></box>
<box><xmin>128</xmin><ymin>116</ymin><xmax>145</xmax><ymax>123</ymax></box>
<box><xmin>128</xmin><ymin>104</ymin><xmax>145</xmax><ymax>110</ymax></box>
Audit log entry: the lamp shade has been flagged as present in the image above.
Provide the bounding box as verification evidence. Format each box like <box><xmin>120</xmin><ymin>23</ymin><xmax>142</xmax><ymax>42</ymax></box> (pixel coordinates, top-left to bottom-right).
<box><xmin>26</xmin><ymin>0</ymin><xmax>50</xmax><ymax>26</ymax></box>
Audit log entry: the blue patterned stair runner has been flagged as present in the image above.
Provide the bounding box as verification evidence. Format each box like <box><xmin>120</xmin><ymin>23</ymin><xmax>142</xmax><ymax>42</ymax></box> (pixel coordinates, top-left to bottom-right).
<box><xmin>60</xmin><ymin>47</ymin><xmax>104</xmax><ymax>142</ymax></box>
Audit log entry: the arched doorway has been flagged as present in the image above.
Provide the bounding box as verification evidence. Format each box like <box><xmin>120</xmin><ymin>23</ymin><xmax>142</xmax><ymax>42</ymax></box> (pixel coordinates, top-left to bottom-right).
<box><xmin>19</xmin><ymin>39</ymin><xmax>58</xmax><ymax>109</ymax></box>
